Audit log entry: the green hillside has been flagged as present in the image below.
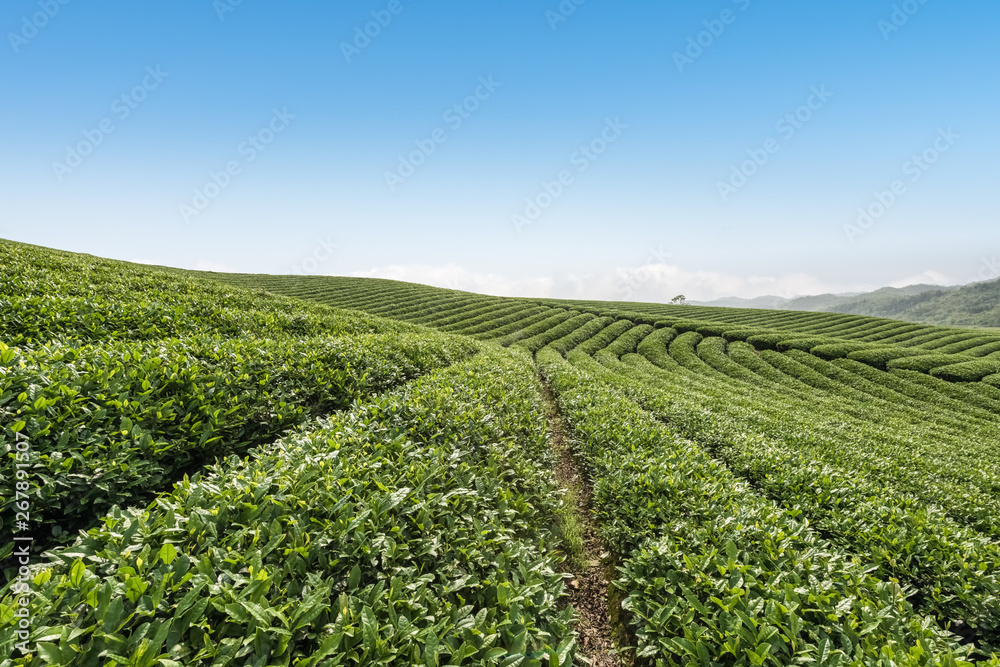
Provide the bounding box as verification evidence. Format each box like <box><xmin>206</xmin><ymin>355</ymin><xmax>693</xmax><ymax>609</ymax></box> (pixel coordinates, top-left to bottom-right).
<box><xmin>694</xmin><ymin>280</ymin><xmax>1000</xmax><ymax>328</ymax></box>
<box><xmin>786</xmin><ymin>284</ymin><xmax>956</xmax><ymax>312</ymax></box>
<box><xmin>3</xmin><ymin>239</ymin><xmax>1000</xmax><ymax>666</ymax></box>
<box><xmin>828</xmin><ymin>280</ymin><xmax>1000</xmax><ymax>327</ymax></box>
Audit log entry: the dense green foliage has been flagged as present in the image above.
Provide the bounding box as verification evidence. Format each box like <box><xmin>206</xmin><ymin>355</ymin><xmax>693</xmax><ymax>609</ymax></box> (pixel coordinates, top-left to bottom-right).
<box><xmin>932</xmin><ymin>359</ymin><xmax>1000</xmax><ymax>382</ymax></box>
<box><xmin>1</xmin><ymin>333</ymin><xmax>475</xmax><ymax>547</ymax></box>
<box><xmin>539</xmin><ymin>347</ymin><xmax>981</xmax><ymax>665</ymax></box>
<box><xmin>2</xmin><ymin>347</ymin><xmax>574</xmax><ymax>666</ymax></box>
<box><xmin>0</xmin><ymin>241</ymin><xmax>575</xmax><ymax>666</ymax></box>
<box><xmin>222</xmin><ymin>268</ymin><xmax>1000</xmax><ymax>663</ymax></box>
<box><xmin>4</xmin><ymin>240</ymin><xmax>1000</xmax><ymax>666</ymax></box>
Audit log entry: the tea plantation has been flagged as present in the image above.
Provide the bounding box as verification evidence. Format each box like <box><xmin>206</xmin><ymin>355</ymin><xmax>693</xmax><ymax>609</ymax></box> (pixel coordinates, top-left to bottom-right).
<box><xmin>3</xmin><ymin>240</ymin><xmax>1000</xmax><ymax>666</ymax></box>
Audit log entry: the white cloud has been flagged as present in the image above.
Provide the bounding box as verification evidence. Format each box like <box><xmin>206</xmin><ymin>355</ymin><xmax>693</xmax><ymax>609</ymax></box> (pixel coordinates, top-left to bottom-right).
<box><xmin>352</xmin><ymin>262</ymin><xmax>876</xmax><ymax>302</ymax></box>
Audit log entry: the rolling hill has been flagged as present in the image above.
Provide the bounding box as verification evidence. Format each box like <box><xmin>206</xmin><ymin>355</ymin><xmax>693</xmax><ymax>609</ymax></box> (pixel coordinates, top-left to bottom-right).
<box><xmin>3</xmin><ymin>238</ymin><xmax>1000</xmax><ymax>666</ymax></box>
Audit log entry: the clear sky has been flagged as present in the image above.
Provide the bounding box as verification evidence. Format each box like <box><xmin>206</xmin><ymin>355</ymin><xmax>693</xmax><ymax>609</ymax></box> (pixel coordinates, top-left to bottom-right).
<box><xmin>2</xmin><ymin>1</ymin><xmax>997</xmax><ymax>301</ymax></box>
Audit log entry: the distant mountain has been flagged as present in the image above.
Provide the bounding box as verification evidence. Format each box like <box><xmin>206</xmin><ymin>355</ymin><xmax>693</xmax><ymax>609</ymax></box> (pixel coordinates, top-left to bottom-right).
<box><xmin>829</xmin><ymin>280</ymin><xmax>1000</xmax><ymax>327</ymax></box>
<box><xmin>693</xmin><ymin>280</ymin><xmax>1000</xmax><ymax>328</ymax></box>
<box><xmin>689</xmin><ymin>295</ymin><xmax>797</xmax><ymax>309</ymax></box>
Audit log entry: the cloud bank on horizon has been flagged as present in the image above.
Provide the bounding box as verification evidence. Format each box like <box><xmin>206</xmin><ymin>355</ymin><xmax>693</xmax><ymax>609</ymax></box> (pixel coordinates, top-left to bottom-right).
<box><xmin>349</xmin><ymin>263</ymin><xmax>954</xmax><ymax>303</ymax></box>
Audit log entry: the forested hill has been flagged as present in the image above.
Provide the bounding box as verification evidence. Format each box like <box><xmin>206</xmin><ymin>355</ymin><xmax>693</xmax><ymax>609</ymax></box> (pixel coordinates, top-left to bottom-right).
<box><xmin>697</xmin><ymin>279</ymin><xmax>1000</xmax><ymax>328</ymax></box>
<box><xmin>827</xmin><ymin>278</ymin><xmax>1000</xmax><ymax>327</ymax></box>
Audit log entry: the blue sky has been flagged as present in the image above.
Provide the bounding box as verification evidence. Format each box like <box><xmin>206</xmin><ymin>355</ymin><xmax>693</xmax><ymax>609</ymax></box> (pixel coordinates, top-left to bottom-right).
<box><xmin>1</xmin><ymin>0</ymin><xmax>997</xmax><ymax>301</ymax></box>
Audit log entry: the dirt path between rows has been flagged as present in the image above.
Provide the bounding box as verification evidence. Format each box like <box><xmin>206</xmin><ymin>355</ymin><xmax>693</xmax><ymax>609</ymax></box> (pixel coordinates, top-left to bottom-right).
<box><xmin>535</xmin><ymin>367</ymin><xmax>623</xmax><ymax>666</ymax></box>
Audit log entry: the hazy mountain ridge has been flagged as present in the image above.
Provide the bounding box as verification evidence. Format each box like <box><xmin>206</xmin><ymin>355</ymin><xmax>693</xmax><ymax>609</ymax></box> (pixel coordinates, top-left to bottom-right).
<box><xmin>692</xmin><ymin>281</ymin><xmax>1000</xmax><ymax>328</ymax></box>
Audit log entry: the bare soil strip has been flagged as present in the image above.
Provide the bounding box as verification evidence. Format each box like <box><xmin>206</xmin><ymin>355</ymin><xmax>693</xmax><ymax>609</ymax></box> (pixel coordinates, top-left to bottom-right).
<box><xmin>535</xmin><ymin>367</ymin><xmax>623</xmax><ymax>666</ymax></box>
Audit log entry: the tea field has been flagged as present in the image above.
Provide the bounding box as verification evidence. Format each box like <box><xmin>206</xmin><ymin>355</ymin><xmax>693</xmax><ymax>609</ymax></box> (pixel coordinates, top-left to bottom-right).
<box><xmin>3</xmin><ymin>240</ymin><xmax>1000</xmax><ymax>666</ymax></box>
